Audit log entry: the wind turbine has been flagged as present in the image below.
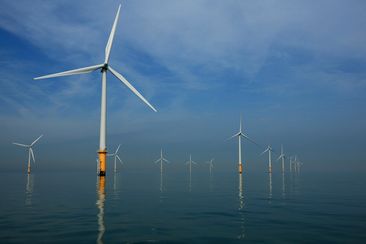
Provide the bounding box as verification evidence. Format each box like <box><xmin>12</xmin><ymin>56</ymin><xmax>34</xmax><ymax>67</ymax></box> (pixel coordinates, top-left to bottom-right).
<box><xmin>261</xmin><ymin>145</ymin><xmax>274</xmax><ymax>173</ymax></box>
<box><xmin>294</xmin><ymin>155</ymin><xmax>298</xmax><ymax>173</ymax></box>
<box><xmin>228</xmin><ymin>116</ymin><xmax>259</xmax><ymax>174</ymax></box>
<box><xmin>186</xmin><ymin>154</ymin><xmax>197</xmax><ymax>182</ymax></box>
<box><xmin>289</xmin><ymin>156</ymin><xmax>293</xmax><ymax>173</ymax></box>
<box><xmin>154</xmin><ymin>148</ymin><xmax>170</xmax><ymax>192</ymax></box>
<box><xmin>154</xmin><ymin>148</ymin><xmax>170</xmax><ymax>178</ymax></box>
<box><xmin>34</xmin><ymin>4</ymin><xmax>157</xmax><ymax>176</ymax></box>
<box><xmin>294</xmin><ymin>156</ymin><xmax>302</xmax><ymax>174</ymax></box>
<box><xmin>13</xmin><ymin>135</ymin><xmax>43</xmax><ymax>174</ymax></box>
<box><xmin>107</xmin><ymin>144</ymin><xmax>123</xmax><ymax>173</ymax></box>
<box><xmin>277</xmin><ymin>144</ymin><xmax>286</xmax><ymax>173</ymax></box>
<box><xmin>206</xmin><ymin>158</ymin><xmax>214</xmax><ymax>177</ymax></box>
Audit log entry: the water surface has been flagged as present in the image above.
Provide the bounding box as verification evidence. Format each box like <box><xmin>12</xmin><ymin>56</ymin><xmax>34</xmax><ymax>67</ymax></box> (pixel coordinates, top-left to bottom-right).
<box><xmin>0</xmin><ymin>167</ymin><xmax>365</xmax><ymax>243</ymax></box>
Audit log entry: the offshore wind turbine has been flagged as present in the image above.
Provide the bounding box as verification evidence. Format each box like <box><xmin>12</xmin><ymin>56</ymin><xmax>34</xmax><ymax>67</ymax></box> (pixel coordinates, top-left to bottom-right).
<box><xmin>277</xmin><ymin>144</ymin><xmax>286</xmax><ymax>173</ymax></box>
<box><xmin>107</xmin><ymin>144</ymin><xmax>123</xmax><ymax>173</ymax></box>
<box><xmin>186</xmin><ymin>154</ymin><xmax>197</xmax><ymax>181</ymax></box>
<box><xmin>206</xmin><ymin>158</ymin><xmax>214</xmax><ymax>177</ymax></box>
<box><xmin>154</xmin><ymin>148</ymin><xmax>170</xmax><ymax>192</ymax></box>
<box><xmin>294</xmin><ymin>155</ymin><xmax>298</xmax><ymax>173</ymax></box>
<box><xmin>261</xmin><ymin>145</ymin><xmax>274</xmax><ymax>173</ymax></box>
<box><xmin>155</xmin><ymin>149</ymin><xmax>170</xmax><ymax>172</ymax></box>
<box><xmin>13</xmin><ymin>135</ymin><xmax>43</xmax><ymax>174</ymax></box>
<box><xmin>289</xmin><ymin>156</ymin><xmax>293</xmax><ymax>173</ymax></box>
<box><xmin>34</xmin><ymin>4</ymin><xmax>157</xmax><ymax>176</ymax></box>
<box><xmin>228</xmin><ymin>116</ymin><xmax>258</xmax><ymax>174</ymax></box>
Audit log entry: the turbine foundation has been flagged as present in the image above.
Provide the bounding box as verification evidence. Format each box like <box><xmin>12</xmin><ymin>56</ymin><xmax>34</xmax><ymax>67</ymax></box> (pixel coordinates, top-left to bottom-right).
<box><xmin>98</xmin><ymin>150</ymin><xmax>107</xmax><ymax>176</ymax></box>
<box><xmin>238</xmin><ymin>163</ymin><xmax>243</xmax><ymax>174</ymax></box>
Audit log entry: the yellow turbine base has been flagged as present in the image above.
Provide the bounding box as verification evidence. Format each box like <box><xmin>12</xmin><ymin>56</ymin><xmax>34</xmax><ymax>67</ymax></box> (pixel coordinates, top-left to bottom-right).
<box><xmin>238</xmin><ymin>163</ymin><xmax>243</xmax><ymax>174</ymax></box>
<box><xmin>98</xmin><ymin>150</ymin><xmax>107</xmax><ymax>176</ymax></box>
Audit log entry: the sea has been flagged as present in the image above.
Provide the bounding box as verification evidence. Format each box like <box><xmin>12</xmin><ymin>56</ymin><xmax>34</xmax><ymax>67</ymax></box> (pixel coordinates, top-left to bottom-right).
<box><xmin>0</xmin><ymin>166</ymin><xmax>365</xmax><ymax>243</ymax></box>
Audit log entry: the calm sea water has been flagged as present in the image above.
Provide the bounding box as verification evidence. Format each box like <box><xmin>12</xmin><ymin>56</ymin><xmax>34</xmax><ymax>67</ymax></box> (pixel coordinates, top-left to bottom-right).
<box><xmin>0</xmin><ymin>166</ymin><xmax>365</xmax><ymax>243</ymax></box>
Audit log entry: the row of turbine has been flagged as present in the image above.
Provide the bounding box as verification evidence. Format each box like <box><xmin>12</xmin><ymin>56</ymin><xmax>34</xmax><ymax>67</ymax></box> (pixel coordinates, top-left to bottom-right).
<box><xmin>228</xmin><ymin>116</ymin><xmax>303</xmax><ymax>174</ymax></box>
<box><xmin>12</xmin><ymin>115</ymin><xmax>302</xmax><ymax>175</ymax></box>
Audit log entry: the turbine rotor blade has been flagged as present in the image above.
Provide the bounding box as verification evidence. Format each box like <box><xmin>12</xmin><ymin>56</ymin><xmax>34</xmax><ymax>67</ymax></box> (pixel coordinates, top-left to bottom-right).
<box><xmin>108</xmin><ymin>66</ymin><xmax>157</xmax><ymax>112</ymax></box>
<box><xmin>31</xmin><ymin>134</ymin><xmax>43</xmax><ymax>146</ymax></box>
<box><xmin>163</xmin><ymin>158</ymin><xmax>170</xmax><ymax>163</ymax></box>
<box><xmin>116</xmin><ymin>155</ymin><xmax>123</xmax><ymax>164</ymax></box>
<box><xmin>34</xmin><ymin>64</ymin><xmax>104</xmax><ymax>80</ymax></box>
<box><xmin>30</xmin><ymin>148</ymin><xmax>35</xmax><ymax>163</ymax></box>
<box><xmin>105</xmin><ymin>4</ymin><xmax>122</xmax><ymax>64</ymax></box>
<box><xmin>242</xmin><ymin>134</ymin><xmax>262</xmax><ymax>148</ymax></box>
<box><xmin>115</xmin><ymin>144</ymin><xmax>121</xmax><ymax>154</ymax></box>
<box><xmin>13</xmin><ymin>143</ymin><xmax>29</xmax><ymax>147</ymax></box>
<box><xmin>227</xmin><ymin>132</ymin><xmax>240</xmax><ymax>141</ymax></box>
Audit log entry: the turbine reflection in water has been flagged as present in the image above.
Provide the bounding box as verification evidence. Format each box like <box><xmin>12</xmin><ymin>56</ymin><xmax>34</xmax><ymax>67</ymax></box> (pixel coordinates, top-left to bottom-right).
<box><xmin>282</xmin><ymin>171</ymin><xmax>286</xmax><ymax>198</ymax></box>
<box><xmin>96</xmin><ymin>177</ymin><xmax>106</xmax><ymax>244</ymax></box>
<box><xmin>25</xmin><ymin>174</ymin><xmax>34</xmax><ymax>206</ymax></box>
<box><xmin>268</xmin><ymin>172</ymin><xmax>272</xmax><ymax>202</ymax></box>
<box><xmin>237</xmin><ymin>173</ymin><xmax>245</xmax><ymax>239</ymax></box>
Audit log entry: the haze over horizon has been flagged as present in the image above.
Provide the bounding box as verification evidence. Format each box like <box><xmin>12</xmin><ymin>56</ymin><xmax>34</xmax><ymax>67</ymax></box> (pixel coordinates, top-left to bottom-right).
<box><xmin>0</xmin><ymin>0</ymin><xmax>365</xmax><ymax>173</ymax></box>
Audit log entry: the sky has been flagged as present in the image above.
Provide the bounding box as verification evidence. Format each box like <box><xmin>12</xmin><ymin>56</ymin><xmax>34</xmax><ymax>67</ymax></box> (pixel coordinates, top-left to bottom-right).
<box><xmin>0</xmin><ymin>0</ymin><xmax>365</xmax><ymax>173</ymax></box>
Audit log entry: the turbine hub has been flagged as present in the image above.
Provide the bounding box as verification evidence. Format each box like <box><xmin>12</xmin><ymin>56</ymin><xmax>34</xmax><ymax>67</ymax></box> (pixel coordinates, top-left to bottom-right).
<box><xmin>101</xmin><ymin>63</ymin><xmax>109</xmax><ymax>72</ymax></box>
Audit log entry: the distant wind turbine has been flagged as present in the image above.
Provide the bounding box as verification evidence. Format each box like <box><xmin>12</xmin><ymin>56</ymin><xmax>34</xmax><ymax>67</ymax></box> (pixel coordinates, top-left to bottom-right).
<box><xmin>154</xmin><ymin>148</ymin><xmax>170</xmax><ymax>192</ymax></box>
<box><xmin>228</xmin><ymin>116</ymin><xmax>259</xmax><ymax>174</ymax></box>
<box><xmin>186</xmin><ymin>154</ymin><xmax>197</xmax><ymax>181</ymax></box>
<box><xmin>107</xmin><ymin>144</ymin><xmax>123</xmax><ymax>173</ymax></box>
<box><xmin>261</xmin><ymin>145</ymin><xmax>274</xmax><ymax>173</ymax></box>
<box><xmin>294</xmin><ymin>156</ymin><xmax>302</xmax><ymax>174</ymax></box>
<box><xmin>289</xmin><ymin>156</ymin><xmax>293</xmax><ymax>173</ymax></box>
<box><xmin>13</xmin><ymin>135</ymin><xmax>43</xmax><ymax>174</ymax></box>
<box><xmin>277</xmin><ymin>144</ymin><xmax>286</xmax><ymax>173</ymax></box>
<box><xmin>34</xmin><ymin>4</ymin><xmax>157</xmax><ymax>176</ymax></box>
<box><xmin>154</xmin><ymin>148</ymin><xmax>170</xmax><ymax>177</ymax></box>
<box><xmin>206</xmin><ymin>158</ymin><xmax>214</xmax><ymax>177</ymax></box>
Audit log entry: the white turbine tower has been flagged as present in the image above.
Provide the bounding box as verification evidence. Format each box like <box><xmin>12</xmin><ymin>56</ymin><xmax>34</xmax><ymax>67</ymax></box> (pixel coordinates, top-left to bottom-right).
<box><xmin>34</xmin><ymin>4</ymin><xmax>157</xmax><ymax>176</ymax></box>
<box><xmin>107</xmin><ymin>144</ymin><xmax>123</xmax><ymax>173</ymax></box>
<box><xmin>277</xmin><ymin>144</ymin><xmax>286</xmax><ymax>173</ymax></box>
<box><xmin>228</xmin><ymin>116</ymin><xmax>258</xmax><ymax>174</ymax></box>
<box><xmin>206</xmin><ymin>158</ymin><xmax>214</xmax><ymax>177</ymax></box>
<box><xmin>261</xmin><ymin>145</ymin><xmax>274</xmax><ymax>173</ymax></box>
<box><xmin>13</xmin><ymin>135</ymin><xmax>43</xmax><ymax>174</ymax></box>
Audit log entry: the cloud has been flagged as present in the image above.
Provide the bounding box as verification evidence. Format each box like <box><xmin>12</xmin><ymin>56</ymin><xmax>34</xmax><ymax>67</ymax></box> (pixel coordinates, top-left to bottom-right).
<box><xmin>1</xmin><ymin>0</ymin><xmax>366</xmax><ymax>169</ymax></box>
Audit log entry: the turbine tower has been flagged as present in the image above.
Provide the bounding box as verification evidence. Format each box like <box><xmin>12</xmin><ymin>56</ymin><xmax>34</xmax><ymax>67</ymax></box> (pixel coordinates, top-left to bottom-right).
<box><xmin>13</xmin><ymin>135</ymin><xmax>43</xmax><ymax>174</ymax></box>
<box><xmin>289</xmin><ymin>156</ymin><xmax>293</xmax><ymax>173</ymax></box>
<box><xmin>107</xmin><ymin>144</ymin><xmax>123</xmax><ymax>173</ymax></box>
<box><xmin>34</xmin><ymin>4</ymin><xmax>157</xmax><ymax>176</ymax></box>
<box><xmin>261</xmin><ymin>145</ymin><xmax>273</xmax><ymax>173</ymax></box>
<box><xmin>206</xmin><ymin>158</ymin><xmax>214</xmax><ymax>177</ymax></box>
<box><xmin>277</xmin><ymin>144</ymin><xmax>286</xmax><ymax>173</ymax></box>
<box><xmin>229</xmin><ymin>116</ymin><xmax>257</xmax><ymax>174</ymax></box>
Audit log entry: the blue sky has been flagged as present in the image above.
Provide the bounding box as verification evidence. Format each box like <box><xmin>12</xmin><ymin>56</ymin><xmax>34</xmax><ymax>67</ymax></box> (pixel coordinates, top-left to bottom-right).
<box><xmin>0</xmin><ymin>0</ymin><xmax>365</xmax><ymax>172</ymax></box>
